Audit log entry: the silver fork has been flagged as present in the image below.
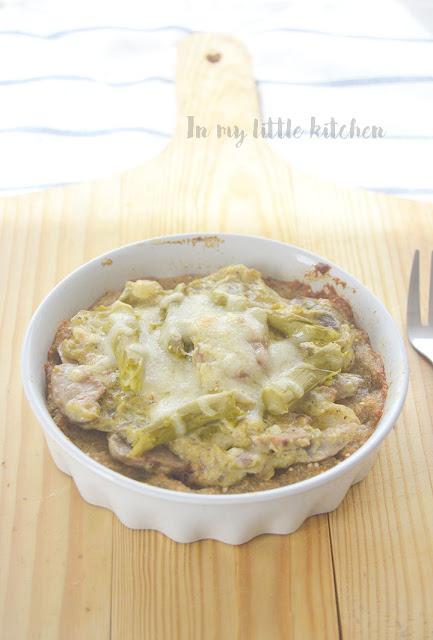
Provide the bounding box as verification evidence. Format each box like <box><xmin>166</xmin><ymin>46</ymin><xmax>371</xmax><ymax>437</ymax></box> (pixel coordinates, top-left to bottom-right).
<box><xmin>407</xmin><ymin>250</ymin><xmax>433</xmax><ymax>364</ymax></box>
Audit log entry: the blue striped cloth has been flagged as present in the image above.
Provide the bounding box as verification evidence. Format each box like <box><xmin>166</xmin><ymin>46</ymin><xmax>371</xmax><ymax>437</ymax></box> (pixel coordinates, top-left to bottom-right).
<box><xmin>0</xmin><ymin>1</ymin><xmax>432</xmax><ymax>199</ymax></box>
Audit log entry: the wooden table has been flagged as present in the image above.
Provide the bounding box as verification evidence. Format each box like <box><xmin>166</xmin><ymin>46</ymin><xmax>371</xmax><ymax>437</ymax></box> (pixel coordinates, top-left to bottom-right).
<box><xmin>1</xmin><ymin>33</ymin><xmax>433</xmax><ymax>640</ymax></box>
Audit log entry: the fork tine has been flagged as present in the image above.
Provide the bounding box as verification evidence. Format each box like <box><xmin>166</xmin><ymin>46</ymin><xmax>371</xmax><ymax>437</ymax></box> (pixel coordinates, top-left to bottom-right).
<box><xmin>407</xmin><ymin>250</ymin><xmax>421</xmax><ymax>328</ymax></box>
<box><xmin>429</xmin><ymin>252</ymin><xmax>433</xmax><ymax>326</ymax></box>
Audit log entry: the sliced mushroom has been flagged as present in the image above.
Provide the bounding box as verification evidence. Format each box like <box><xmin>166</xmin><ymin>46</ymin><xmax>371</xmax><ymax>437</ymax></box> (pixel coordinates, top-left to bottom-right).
<box><xmin>108</xmin><ymin>433</ymin><xmax>190</xmax><ymax>476</ymax></box>
<box><xmin>305</xmin><ymin>423</ymin><xmax>357</xmax><ymax>461</ymax></box>
<box><xmin>50</xmin><ymin>364</ymin><xmax>105</xmax><ymax>423</ymax></box>
<box><xmin>253</xmin><ymin>422</ymin><xmax>357</xmax><ymax>462</ymax></box>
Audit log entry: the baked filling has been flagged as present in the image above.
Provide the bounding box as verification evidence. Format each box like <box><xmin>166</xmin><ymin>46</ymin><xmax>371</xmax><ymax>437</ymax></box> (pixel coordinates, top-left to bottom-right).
<box><xmin>46</xmin><ymin>265</ymin><xmax>387</xmax><ymax>493</ymax></box>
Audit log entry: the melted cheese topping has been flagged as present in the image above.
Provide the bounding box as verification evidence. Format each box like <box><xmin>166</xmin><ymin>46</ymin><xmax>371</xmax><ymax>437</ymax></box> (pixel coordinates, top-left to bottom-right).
<box><xmin>118</xmin><ymin>291</ymin><xmax>303</xmax><ymax>421</ymax></box>
<box><xmin>137</xmin><ymin>306</ymin><xmax>203</xmax><ymax>420</ymax></box>
<box><xmin>61</xmin><ymin>272</ymin><xmax>312</xmax><ymax>426</ymax></box>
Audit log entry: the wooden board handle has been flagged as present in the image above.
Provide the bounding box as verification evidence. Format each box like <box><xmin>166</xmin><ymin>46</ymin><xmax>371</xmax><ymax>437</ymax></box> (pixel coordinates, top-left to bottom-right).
<box><xmin>175</xmin><ymin>33</ymin><xmax>261</xmax><ymax>137</ymax></box>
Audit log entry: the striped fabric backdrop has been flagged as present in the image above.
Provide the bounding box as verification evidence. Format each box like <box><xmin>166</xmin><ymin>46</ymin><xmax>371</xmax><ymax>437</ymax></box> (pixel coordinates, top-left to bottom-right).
<box><xmin>0</xmin><ymin>0</ymin><xmax>432</xmax><ymax>199</ymax></box>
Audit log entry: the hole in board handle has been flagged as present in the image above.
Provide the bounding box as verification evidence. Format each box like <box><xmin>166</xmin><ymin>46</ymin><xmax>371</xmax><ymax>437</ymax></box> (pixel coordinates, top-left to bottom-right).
<box><xmin>206</xmin><ymin>52</ymin><xmax>221</xmax><ymax>63</ymax></box>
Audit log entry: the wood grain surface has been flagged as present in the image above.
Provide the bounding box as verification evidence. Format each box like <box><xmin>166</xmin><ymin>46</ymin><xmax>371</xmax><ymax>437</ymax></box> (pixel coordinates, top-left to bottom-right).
<box><xmin>1</xmin><ymin>33</ymin><xmax>433</xmax><ymax>640</ymax></box>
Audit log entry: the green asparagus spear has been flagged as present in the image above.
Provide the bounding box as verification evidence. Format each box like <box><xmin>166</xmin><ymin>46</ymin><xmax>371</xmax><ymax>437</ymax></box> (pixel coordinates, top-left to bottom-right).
<box><xmin>127</xmin><ymin>391</ymin><xmax>247</xmax><ymax>457</ymax></box>
<box><xmin>267</xmin><ymin>310</ymin><xmax>339</xmax><ymax>345</ymax></box>
<box><xmin>262</xmin><ymin>364</ymin><xmax>336</xmax><ymax>415</ymax></box>
<box><xmin>262</xmin><ymin>343</ymin><xmax>344</xmax><ymax>415</ymax></box>
<box><xmin>113</xmin><ymin>333</ymin><xmax>144</xmax><ymax>393</ymax></box>
<box><xmin>119</xmin><ymin>279</ymin><xmax>163</xmax><ymax>305</ymax></box>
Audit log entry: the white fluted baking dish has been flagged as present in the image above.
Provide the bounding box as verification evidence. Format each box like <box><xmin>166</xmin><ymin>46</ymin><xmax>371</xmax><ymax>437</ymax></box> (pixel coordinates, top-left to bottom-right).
<box><xmin>21</xmin><ymin>233</ymin><xmax>408</xmax><ymax>544</ymax></box>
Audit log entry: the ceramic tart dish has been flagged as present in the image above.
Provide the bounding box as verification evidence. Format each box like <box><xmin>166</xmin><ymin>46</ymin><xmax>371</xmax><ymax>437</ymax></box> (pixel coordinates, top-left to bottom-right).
<box><xmin>21</xmin><ymin>234</ymin><xmax>408</xmax><ymax>544</ymax></box>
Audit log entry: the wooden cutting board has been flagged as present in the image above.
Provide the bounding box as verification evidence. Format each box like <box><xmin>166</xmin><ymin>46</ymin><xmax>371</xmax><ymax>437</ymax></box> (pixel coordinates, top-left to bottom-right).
<box><xmin>1</xmin><ymin>33</ymin><xmax>433</xmax><ymax>640</ymax></box>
